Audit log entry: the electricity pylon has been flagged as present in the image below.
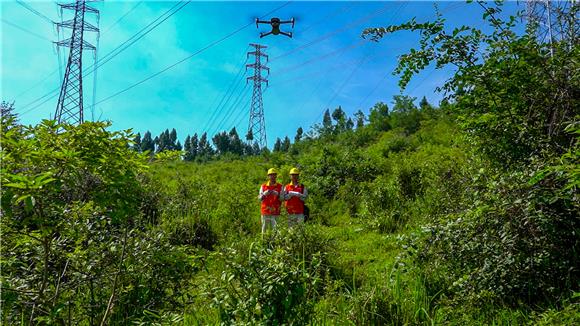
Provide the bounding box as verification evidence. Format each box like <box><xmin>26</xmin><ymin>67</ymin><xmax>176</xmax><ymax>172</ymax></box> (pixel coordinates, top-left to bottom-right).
<box><xmin>54</xmin><ymin>0</ymin><xmax>99</xmax><ymax>125</ymax></box>
<box><xmin>246</xmin><ymin>43</ymin><xmax>270</xmax><ymax>149</ymax></box>
<box><xmin>526</xmin><ymin>0</ymin><xmax>578</xmax><ymax>56</ymax></box>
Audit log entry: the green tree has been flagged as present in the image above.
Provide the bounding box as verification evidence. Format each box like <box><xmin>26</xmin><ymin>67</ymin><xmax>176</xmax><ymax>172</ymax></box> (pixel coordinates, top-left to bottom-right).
<box><xmin>156</xmin><ymin>129</ymin><xmax>170</xmax><ymax>153</ymax></box>
<box><xmin>391</xmin><ymin>95</ymin><xmax>421</xmax><ymax>134</ymax></box>
<box><xmin>228</xmin><ymin>127</ymin><xmax>244</xmax><ymax>155</ymax></box>
<box><xmin>273</xmin><ymin>138</ymin><xmax>282</xmax><ymax>152</ymax></box>
<box><xmin>141</xmin><ymin>131</ymin><xmax>154</xmax><ymax>154</ymax></box>
<box><xmin>281</xmin><ymin>136</ymin><xmax>291</xmax><ymax>152</ymax></box>
<box><xmin>213</xmin><ymin>131</ymin><xmax>230</xmax><ymax>155</ymax></box>
<box><xmin>1</xmin><ymin>120</ymin><xmax>193</xmax><ymax>324</ymax></box>
<box><xmin>197</xmin><ymin>132</ymin><xmax>213</xmax><ymax>161</ymax></box>
<box><xmin>363</xmin><ymin>1</ymin><xmax>580</xmax><ymax>305</ymax></box>
<box><xmin>363</xmin><ymin>2</ymin><xmax>578</xmax><ymax>164</ymax></box>
<box><xmin>1</xmin><ymin>101</ymin><xmax>17</xmax><ymax>123</ymax></box>
<box><xmin>183</xmin><ymin>135</ymin><xmax>193</xmax><ymax>161</ymax></box>
<box><xmin>132</xmin><ymin>132</ymin><xmax>142</xmax><ymax>152</ymax></box>
<box><xmin>190</xmin><ymin>133</ymin><xmax>199</xmax><ymax>160</ymax></box>
<box><xmin>368</xmin><ymin>102</ymin><xmax>390</xmax><ymax>132</ymax></box>
<box><xmin>294</xmin><ymin>127</ymin><xmax>303</xmax><ymax>143</ymax></box>
<box><xmin>322</xmin><ymin>109</ymin><xmax>332</xmax><ymax>134</ymax></box>
<box><xmin>169</xmin><ymin>128</ymin><xmax>178</xmax><ymax>150</ymax></box>
<box><xmin>332</xmin><ymin>106</ymin><xmax>347</xmax><ymax>133</ymax></box>
<box><xmin>354</xmin><ymin>109</ymin><xmax>365</xmax><ymax>128</ymax></box>
<box><xmin>346</xmin><ymin>118</ymin><xmax>354</xmax><ymax>131</ymax></box>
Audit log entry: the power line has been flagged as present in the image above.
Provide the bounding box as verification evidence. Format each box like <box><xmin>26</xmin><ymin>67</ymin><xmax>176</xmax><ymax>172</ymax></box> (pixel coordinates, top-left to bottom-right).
<box><xmin>301</xmin><ymin>2</ymin><xmax>356</xmax><ymax>34</ymax></box>
<box><xmin>208</xmin><ymin>82</ymin><xmax>250</xmax><ymax>137</ymax></box>
<box><xmin>84</xmin><ymin>1</ymin><xmax>191</xmax><ymax>81</ymax></box>
<box><xmin>200</xmin><ymin>46</ymin><xmax>250</xmax><ymax>135</ymax></box>
<box><xmin>1</xmin><ymin>18</ymin><xmax>52</xmax><ymax>41</ymax></box>
<box><xmin>204</xmin><ymin>72</ymin><xmax>248</xmax><ymax>137</ymax></box>
<box><xmin>102</xmin><ymin>0</ymin><xmax>143</xmax><ymax>34</ymax></box>
<box><xmin>211</xmin><ymin>86</ymin><xmax>252</xmax><ymax>137</ymax></box>
<box><xmin>19</xmin><ymin>0</ymin><xmax>191</xmax><ymax>115</ymax></box>
<box><xmin>307</xmin><ymin>53</ymin><xmax>373</xmax><ymax>129</ymax></box>
<box><xmin>305</xmin><ymin>0</ymin><xmax>465</xmax><ymax>129</ymax></box>
<box><xmin>15</xmin><ymin>1</ymin><xmax>145</xmax><ymax>102</ymax></box>
<box><xmin>14</xmin><ymin>69</ymin><xmax>59</xmax><ymax>99</ymax></box>
<box><xmin>271</xmin><ymin>2</ymin><xmax>391</xmax><ymax>62</ymax></box>
<box><xmin>275</xmin><ymin>39</ymin><xmax>367</xmax><ymax>75</ymax></box>
<box><xmin>232</xmin><ymin>92</ymin><xmax>256</xmax><ymax>131</ymax></box>
<box><xmin>15</xmin><ymin>0</ymin><xmax>55</xmax><ymax>24</ymax></box>
<box><xmin>85</xmin><ymin>1</ymin><xmax>292</xmax><ymax>114</ymax></box>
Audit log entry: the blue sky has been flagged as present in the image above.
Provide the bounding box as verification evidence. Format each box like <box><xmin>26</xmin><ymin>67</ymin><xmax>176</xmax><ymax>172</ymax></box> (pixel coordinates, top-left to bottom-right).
<box><xmin>1</xmin><ymin>0</ymin><xmax>522</xmax><ymax>148</ymax></box>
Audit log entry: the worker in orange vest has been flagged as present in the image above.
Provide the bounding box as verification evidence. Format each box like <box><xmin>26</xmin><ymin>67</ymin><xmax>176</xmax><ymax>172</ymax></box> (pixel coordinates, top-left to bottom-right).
<box><xmin>284</xmin><ymin>168</ymin><xmax>308</xmax><ymax>227</ymax></box>
<box><xmin>258</xmin><ymin>168</ymin><xmax>285</xmax><ymax>234</ymax></box>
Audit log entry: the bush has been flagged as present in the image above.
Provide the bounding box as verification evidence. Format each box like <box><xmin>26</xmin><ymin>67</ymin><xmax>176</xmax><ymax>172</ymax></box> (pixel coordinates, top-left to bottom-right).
<box><xmin>207</xmin><ymin>228</ymin><xmax>332</xmax><ymax>324</ymax></box>
<box><xmin>417</xmin><ymin>164</ymin><xmax>579</xmax><ymax>306</ymax></box>
<box><xmin>0</xmin><ymin>120</ymin><xmax>194</xmax><ymax>324</ymax></box>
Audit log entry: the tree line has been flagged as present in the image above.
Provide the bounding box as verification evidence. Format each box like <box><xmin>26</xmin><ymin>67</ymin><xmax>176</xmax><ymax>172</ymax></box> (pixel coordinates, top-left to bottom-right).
<box><xmin>131</xmin><ymin>95</ymin><xmax>438</xmax><ymax>160</ymax></box>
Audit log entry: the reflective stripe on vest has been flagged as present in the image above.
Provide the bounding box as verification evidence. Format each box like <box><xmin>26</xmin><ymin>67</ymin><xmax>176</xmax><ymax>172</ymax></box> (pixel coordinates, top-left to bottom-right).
<box><xmin>285</xmin><ymin>183</ymin><xmax>304</xmax><ymax>214</ymax></box>
<box><xmin>261</xmin><ymin>183</ymin><xmax>282</xmax><ymax>215</ymax></box>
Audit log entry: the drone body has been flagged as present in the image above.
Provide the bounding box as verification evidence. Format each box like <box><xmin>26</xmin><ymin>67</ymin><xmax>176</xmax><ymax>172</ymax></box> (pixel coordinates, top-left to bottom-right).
<box><xmin>256</xmin><ymin>17</ymin><xmax>295</xmax><ymax>38</ymax></box>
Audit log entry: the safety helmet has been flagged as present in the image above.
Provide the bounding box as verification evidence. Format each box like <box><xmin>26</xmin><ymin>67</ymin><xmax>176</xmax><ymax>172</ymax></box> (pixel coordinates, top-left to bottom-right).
<box><xmin>289</xmin><ymin>168</ymin><xmax>300</xmax><ymax>175</ymax></box>
<box><xmin>267</xmin><ymin>168</ymin><xmax>278</xmax><ymax>175</ymax></box>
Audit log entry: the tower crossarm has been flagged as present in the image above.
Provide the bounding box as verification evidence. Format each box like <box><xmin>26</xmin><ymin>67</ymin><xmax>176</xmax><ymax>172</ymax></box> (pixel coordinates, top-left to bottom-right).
<box><xmin>59</xmin><ymin>2</ymin><xmax>99</xmax><ymax>14</ymax></box>
<box><xmin>247</xmin><ymin>51</ymin><xmax>268</xmax><ymax>61</ymax></box>
<box><xmin>246</xmin><ymin>76</ymin><xmax>269</xmax><ymax>85</ymax></box>
<box><xmin>246</xmin><ymin>63</ymin><xmax>270</xmax><ymax>74</ymax></box>
<box><xmin>57</xmin><ymin>19</ymin><xmax>99</xmax><ymax>32</ymax></box>
<box><xmin>55</xmin><ymin>38</ymin><xmax>96</xmax><ymax>50</ymax></box>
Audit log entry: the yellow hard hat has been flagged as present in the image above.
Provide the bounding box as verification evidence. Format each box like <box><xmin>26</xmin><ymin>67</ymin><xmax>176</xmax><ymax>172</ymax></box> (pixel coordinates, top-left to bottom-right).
<box><xmin>267</xmin><ymin>168</ymin><xmax>278</xmax><ymax>175</ymax></box>
<box><xmin>289</xmin><ymin>168</ymin><xmax>300</xmax><ymax>175</ymax></box>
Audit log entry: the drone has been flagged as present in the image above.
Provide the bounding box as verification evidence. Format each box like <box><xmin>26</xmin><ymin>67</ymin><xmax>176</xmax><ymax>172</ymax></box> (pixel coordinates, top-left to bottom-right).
<box><xmin>256</xmin><ymin>17</ymin><xmax>295</xmax><ymax>38</ymax></box>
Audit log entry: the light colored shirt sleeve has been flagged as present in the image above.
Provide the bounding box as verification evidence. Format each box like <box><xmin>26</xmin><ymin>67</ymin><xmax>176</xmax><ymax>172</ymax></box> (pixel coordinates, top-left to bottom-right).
<box><xmin>299</xmin><ymin>187</ymin><xmax>308</xmax><ymax>201</ymax></box>
<box><xmin>284</xmin><ymin>185</ymin><xmax>308</xmax><ymax>201</ymax></box>
<box><xmin>259</xmin><ymin>184</ymin><xmax>284</xmax><ymax>201</ymax></box>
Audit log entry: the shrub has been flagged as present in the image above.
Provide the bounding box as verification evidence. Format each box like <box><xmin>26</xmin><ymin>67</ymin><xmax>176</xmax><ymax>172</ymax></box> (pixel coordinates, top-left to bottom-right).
<box><xmin>207</xmin><ymin>228</ymin><xmax>332</xmax><ymax>324</ymax></box>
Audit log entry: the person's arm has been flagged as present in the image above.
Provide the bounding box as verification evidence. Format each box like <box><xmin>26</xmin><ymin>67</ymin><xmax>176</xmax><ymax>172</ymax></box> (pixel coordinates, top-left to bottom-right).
<box><xmin>278</xmin><ymin>186</ymin><xmax>286</xmax><ymax>202</ymax></box>
<box><xmin>283</xmin><ymin>186</ymin><xmax>291</xmax><ymax>200</ymax></box>
<box><xmin>300</xmin><ymin>187</ymin><xmax>308</xmax><ymax>201</ymax></box>
<box><xmin>258</xmin><ymin>186</ymin><xmax>267</xmax><ymax>201</ymax></box>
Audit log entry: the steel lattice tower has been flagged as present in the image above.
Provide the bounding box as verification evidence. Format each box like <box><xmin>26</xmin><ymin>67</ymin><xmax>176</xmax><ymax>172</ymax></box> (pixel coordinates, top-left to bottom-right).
<box><xmin>246</xmin><ymin>43</ymin><xmax>270</xmax><ymax>149</ymax></box>
<box><xmin>54</xmin><ymin>0</ymin><xmax>99</xmax><ymax>125</ymax></box>
<box><xmin>526</xmin><ymin>0</ymin><xmax>578</xmax><ymax>56</ymax></box>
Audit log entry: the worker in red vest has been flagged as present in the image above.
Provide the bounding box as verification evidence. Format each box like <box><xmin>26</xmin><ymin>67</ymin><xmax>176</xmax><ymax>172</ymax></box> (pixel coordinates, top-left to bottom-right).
<box><xmin>258</xmin><ymin>168</ymin><xmax>284</xmax><ymax>234</ymax></box>
<box><xmin>284</xmin><ymin>168</ymin><xmax>308</xmax><ymax>227</ymax></box>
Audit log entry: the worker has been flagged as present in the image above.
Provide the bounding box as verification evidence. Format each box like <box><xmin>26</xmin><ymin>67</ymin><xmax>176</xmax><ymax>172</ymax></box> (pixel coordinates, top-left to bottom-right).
<box><xmin>258</xmin><ymin>168</ymin><xmax>284</xmax><ymax>234</ymax></box>
<box><xmin>284</xmin><ymin>167</ymin><xmax>308</xmax><ymax>227</ymax></box>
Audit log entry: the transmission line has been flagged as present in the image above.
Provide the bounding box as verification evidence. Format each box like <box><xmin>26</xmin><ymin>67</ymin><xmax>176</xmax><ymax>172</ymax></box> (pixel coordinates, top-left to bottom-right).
<box><xmin>84</xmin><ymin>1</ymin><xmax>291</xmax><ymax>114</ymax></box>
<box><xmin>200</xmin><ymin>46</ymin><xmax>250</xmax><ymax>136</ymax></box>
<box><xmin>19</xmin><ymin>0</ymin><xmax>191</xmax><ymax>115</ymax></box>
<box><xmin>15</xmin><ymin>0</ymin><xmax>146</xmax><ymax>104</ymax></box>
<box><xmin>208</xmin><ymin>84</ymin><xmax>251</xmax><ymax>137</ymax></box>
<box><xmin>271</xmin><ymin>3</ymin><xmax>391</xmax><ymax>62</ymax></box>
<box><xmin>102</xmin><ymin>1</ymin><xmax>143</xmax><ymax>34</ymax></box>
<box><xmin>1</xmin><ymin>18</ymin><xmax>52</xmax><ymax>41</ymax></box>
<box><xmin>16</xmin><ymin>0</ymin><xmax>55</xmax><ymax>24</ymax></box>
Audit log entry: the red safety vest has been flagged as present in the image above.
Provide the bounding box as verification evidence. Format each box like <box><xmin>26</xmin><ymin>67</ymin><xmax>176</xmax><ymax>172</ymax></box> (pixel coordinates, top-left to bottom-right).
<box><xmin>261</xmin><ymin>183</ymin><xmax>283</xmax><ymax>215</ymax></box>
<box><xmin>285</xmin><ymin>183</ymin><xmax>305</xmax><ymax>214</ymax></box>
